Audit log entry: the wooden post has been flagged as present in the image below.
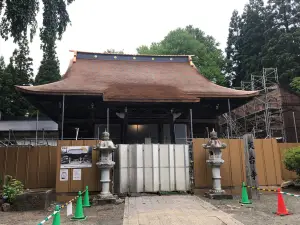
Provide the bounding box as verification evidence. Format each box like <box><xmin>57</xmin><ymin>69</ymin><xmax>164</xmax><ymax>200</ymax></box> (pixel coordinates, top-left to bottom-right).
<box><xmin>158</xmin><ymin>123</ymin><xmax>163</xmax><ymax>144</ymax></box>
<box><xmin>169</xmin><ymin>111</ymin><xmax>175</xmax><ymax>144</ymax></box>
<box><xmin>122</xmin><ymin>107</ymin><xmax>128</xmax><ymax>144</ymax></box>
<box><xmin>243</xmin><ymin>134</ymin><xmax>260</xmax><ymax>200</ymax></box>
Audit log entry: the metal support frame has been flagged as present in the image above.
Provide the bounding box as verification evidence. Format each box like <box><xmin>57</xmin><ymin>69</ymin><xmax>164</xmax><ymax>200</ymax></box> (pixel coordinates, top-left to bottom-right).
<box><xmin>188</xmin><ymin>108</ymin><xmax>194</xmax><ymax>194</ymax></box>
<box><xmin>61</xmin><ymin>94</ymin><xmax>65</xmax><ymax>140</ymax></box>
<box><xmin>219</xmin><ymin>68</ymin><xmax>286</xmax><ymax>140</ymax></box>
<box><xmin>36</xmin><ymin>110</ymin><xmax>39</xmax><ymax>146</ymax></box>
<box><xmin>107</xmin><ymin>108</ymin><xmax>110</xmax><ymax>133</ymax></box>
<box><xmin>293</xmin><ymin>111</ymin><xmax>298</xmax><ymax>143</ymax></box>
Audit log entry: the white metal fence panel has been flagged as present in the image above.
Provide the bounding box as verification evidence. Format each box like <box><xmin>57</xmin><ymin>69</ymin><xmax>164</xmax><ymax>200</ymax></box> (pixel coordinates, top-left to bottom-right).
<box><xmin>114</xmin><ymin>144</ymin><xmax>190</xmax><ymax>194</ymax></box>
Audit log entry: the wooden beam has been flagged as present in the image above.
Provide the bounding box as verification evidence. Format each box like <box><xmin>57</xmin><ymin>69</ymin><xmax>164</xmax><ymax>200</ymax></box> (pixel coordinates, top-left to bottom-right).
<box><xmin>62</xmin><ymin>118</ymin><xmax>217</xmax><ymax>124</ymax></box>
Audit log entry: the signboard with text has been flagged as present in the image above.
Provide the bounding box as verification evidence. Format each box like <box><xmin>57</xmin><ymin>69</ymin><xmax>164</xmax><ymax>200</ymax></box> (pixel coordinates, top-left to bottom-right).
<box><xmin>60</xmin><ymin>146</ymin><xmax>92</xmax><ymax>168</ymax></box>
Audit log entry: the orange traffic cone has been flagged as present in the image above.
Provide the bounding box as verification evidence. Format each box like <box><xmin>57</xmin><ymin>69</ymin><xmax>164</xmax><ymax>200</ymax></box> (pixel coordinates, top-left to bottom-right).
<box><xmin>274</xmin><ymin>188</ymin><xmax>291</xmax><ymax>216</ymax></box>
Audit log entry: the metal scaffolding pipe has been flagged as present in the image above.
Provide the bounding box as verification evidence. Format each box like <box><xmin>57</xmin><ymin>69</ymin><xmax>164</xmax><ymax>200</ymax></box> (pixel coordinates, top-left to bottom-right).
<box><xmin>61</xmin><ymin>94</ymin><xmax>65</xmax><ymax>140</ymax></box>
<box><xmin>107</xmin><ymin>108</ymin><xmax>110</xmax><ymax>133</ymax></box>
<box><xmin>293</xmin><ymin>111</ymin><xmax>298</xmax><ymax>143</ymax></box>
<box><xmin>36</xmin><ymin>110</ymin><xmax>39</xmax><ymax>146</ymax></box>
<box><xmin>227</xmin><ymin>99</ymin><xmax>232</xmax><ymax>138</ymax></box>
<box><xmin>75</xmin><ymin>128</ymin><xmax>79</xmax><ymax>140</ymax></box>
<box><xmin>190</xmin><ymin>109</ymin><xmax>193</xmax><ymax>139</ymax></box>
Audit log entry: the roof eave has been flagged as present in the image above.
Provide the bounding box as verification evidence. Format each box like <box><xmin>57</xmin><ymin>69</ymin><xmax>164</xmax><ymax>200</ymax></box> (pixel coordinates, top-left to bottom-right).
<box><xmin>15</xmin><ymin>86</ymin><xmax>105</xmax><ymax>96</ymax></box>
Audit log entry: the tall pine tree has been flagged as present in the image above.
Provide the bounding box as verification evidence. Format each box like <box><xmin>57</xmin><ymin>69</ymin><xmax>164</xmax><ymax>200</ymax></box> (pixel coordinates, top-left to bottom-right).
<box><xmin>225</xmin><ymin>10</ymin><xmax>241</xmax><ymax>87</ymax></box>
<box><xmin>35</xmin><ymin>0</ymin><xmax>63</xmax><ymax>85</ymax></box>
<box><xmin>0</xmin><ymin>37</ymin><xmax>34</xmax><ymax>117</ymax></box>
<box><xmin>226</xmin><ymin>0</ymin><xmax>300</xmax><ymax>89</ymax></box>
<box><xmin>263</xmin><ymin>0</ymin><xmax>300</xmax><ymax>84</ymax></box>
<box><xmin>238</xmin><ymin>0</ymin><xmax>266</xmax><ymax>86</ymax></box>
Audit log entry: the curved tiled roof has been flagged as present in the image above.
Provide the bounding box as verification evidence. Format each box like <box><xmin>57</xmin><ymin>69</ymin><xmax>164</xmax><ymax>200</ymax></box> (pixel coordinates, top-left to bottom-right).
<box><xmin>16</xmin><ymin>51</ymin><xmax>259</xmax><ymax>102</ymax></box>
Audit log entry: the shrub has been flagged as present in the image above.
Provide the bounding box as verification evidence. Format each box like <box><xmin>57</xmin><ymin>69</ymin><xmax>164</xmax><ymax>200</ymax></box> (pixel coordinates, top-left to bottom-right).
<box><xmin>284</xmin><ymin>147</ymin><xmax>300</xmax><ymax>176</ymax></box>
<box><xmin>3</xmin><ymin>176</ymin><xmax>24</xmax><ymax>203</ymax></box>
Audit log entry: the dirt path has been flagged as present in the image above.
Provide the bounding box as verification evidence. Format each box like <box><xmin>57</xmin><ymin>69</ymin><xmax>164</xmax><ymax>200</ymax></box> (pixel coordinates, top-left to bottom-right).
<box><xmin>0</xmin><ymin>203</ymin><xmax>124</xmax><ymax>225</ymax></box>
<box><xmin>197</xmin><ymin>189</ymin><xmax>300</xmax><ymax>225</ymax></box>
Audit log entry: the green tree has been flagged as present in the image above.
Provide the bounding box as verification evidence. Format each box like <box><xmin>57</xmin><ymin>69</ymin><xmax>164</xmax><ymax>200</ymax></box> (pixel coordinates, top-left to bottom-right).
<box><xmin>0</xmin><ymin>0</ymin><xmax>74</xmax><ymax>43</ymax></box>
<box><xmin>0</xmin><ymin>0</ymin><xmax>75</xmax><ymax>114</ymax></box>
<box><xmin>0</xmin><ymin>38</ymin><xmax>34</xmax><ymax>117</ymax></box>
<box><xmin>262</xmin><ymin>0</ymin><xmax>300</xmax><ymax>84</ymax></box>
<box><xmin>137</xmin><ymin>26</ymin><xmax>225</xmax><ymax>85</ymax></box>
<box><xmin>35</xmin><ymin>0</ymin><xmax>73</xmax><ymax>85</ymax></box>
<box><xmin>104</xmin><ymin>49</ymin><xmax>124</xmax><ymax>54</ymax></box>
<box><xmin>290</xmin><ymin>77</ymin><xmax>300</xmax><ymax>93</ymax></box>
<box><xmin>225</xmin><ymin>0</ymin><xmax>300</xmax><ymax>89</ymax></box>
<box><xmin>0</xmin><ymin>56</ymin><xmax>6</xmax><ymax>116</ymax></box>
<box><xmin>228</xmin><ymin>0</ymin><xmax>266</xmax><ymax>88</ymax></box>
<box><xmin>225</xmin><ymin>10</ymin><xmax>241</xmax><ymax>87</ymax></box>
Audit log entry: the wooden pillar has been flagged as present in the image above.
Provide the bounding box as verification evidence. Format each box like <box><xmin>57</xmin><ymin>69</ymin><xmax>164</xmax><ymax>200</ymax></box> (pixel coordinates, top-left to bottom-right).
<box><xmin>122</xmin><ymin>107</ymin><xmax>128</xmax><ymax>144</ymax></box>
<box><xmin>158</xmin><ymin>123</ymin><xmax>164</xmax><ymax>144</ymax></box>
<box><xmin>169</xmin><ymin>111</ymin><xmax>176</xmax><ymax>144</ymax></box>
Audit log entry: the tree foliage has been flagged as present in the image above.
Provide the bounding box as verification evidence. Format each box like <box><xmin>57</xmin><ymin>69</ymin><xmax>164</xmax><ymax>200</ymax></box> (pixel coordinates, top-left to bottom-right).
<box><xmin>35</xmin><ymin>0</ymin><xmax>74</xmax><ymax>85</ymax></box>
<box><xmin>1</xmin><ymin>0</ymin><xmax>75</xmax><ymax>86</ymax></box>
<box><xmin>0</xmin><ymin>0</ymin><xmax>74</xmax><ymax>43</ymax></box>
<box><xmin>284</xmin><ymin>147</ymin><xmax>300</xmax><ymax>176</ymax></box>
<box><xmin>137</xmin><ymin>26</ymin><xmax>225</xmax><ymax>85</ymax></box>
<box><xmin>225</xmin><ymin>0</ymin><xmax>300</xmax><ymax>89</ymax></box>
<box><xmin>290</xmin><ymin>77</ymin><xmax>300</xmax><ymax>93</ymax></box>
<box><xmin>103</xmin><ymin>49</ymin><xmax>124</xmax><ymax>54</ymax></box>
<box><xmin>0</xmin><ymin>0</ymin><xmax>75</xmax><ymax>116</ymax></box>
<box><xmin>0</xmin><ymin>38</ymin><xmax>34</xmax><ymax>117</ymax></box>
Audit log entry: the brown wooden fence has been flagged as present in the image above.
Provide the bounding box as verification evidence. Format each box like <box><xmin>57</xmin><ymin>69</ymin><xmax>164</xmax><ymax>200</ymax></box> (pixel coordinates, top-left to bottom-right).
<box><xmin>1</xmin><ymin>139</ymin><xmax>298</xmax><ymax>191</ymax></box>
<box><xmin>56</xmin><ymin>140</ymin><xmax>100</xmax><ymax>193</ymax></box>
<box><xmin>0</xmin><ymin>146</ymin><xmax>57</xmax><ymax>189</ymax></box>
<box><xmin>193</xmin><ymin>138</ymin><xmax>283</xmax><ymax>188</ymax></box>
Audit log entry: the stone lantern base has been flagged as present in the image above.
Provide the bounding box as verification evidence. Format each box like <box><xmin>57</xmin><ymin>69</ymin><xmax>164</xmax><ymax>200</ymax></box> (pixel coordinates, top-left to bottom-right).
<box><xmin>92</xmin><ymin>195</ymin><xmax>123</xmax><ymax>206</ymax></box>
<box><xmin>204</xmin><ymin>191</ymin><xmax>233</xmax><ymax>200</ymax></box>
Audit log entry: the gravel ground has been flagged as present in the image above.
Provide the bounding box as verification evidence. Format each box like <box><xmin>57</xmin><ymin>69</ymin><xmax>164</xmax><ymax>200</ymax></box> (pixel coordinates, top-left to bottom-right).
<box><xmin>0</xmin><ymin>203</ymin><xmax>124</xmax><ymax>225</ymax></box>
<box><xmin>196</xmin><ymin>187</ymin><xmax>300</xmax><ymax>225</ymax></box>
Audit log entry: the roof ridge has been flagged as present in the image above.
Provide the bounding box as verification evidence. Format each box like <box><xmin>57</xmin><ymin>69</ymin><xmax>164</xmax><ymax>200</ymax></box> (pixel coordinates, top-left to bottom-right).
<box><xmin>70</xmin><ymin>50</ymin><xmax>194</xmax><ymax>58</ymax></box>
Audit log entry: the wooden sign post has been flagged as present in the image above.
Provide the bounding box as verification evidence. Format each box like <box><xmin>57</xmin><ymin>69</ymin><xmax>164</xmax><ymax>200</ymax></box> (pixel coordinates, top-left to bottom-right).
<box><xmin>243</xmin><ymin>134</ymin><xmax>260</xmax><ymax>200</ymax></box>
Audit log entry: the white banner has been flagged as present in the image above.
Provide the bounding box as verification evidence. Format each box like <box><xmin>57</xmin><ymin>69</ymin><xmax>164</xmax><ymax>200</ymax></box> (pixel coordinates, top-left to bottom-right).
<box><xmin>67</xmin><ymin>202</ymin><xmax>72</xmax><ymax>216</ymax></box>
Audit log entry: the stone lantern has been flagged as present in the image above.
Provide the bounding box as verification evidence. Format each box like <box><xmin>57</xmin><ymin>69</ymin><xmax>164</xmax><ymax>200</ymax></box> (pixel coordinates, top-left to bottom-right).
<box><xmin>94</xmin><ymin>130</ymin><xmax>117</xmax><ymax>200</ymax></box>
<box><xmin>202</xmin><ymin>129</ymin><xmax>232</xmax><ymax>199</ymax></box>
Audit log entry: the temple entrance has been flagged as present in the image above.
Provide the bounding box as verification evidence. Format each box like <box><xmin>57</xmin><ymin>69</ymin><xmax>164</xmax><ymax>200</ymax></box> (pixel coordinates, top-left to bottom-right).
<box><xmin>94</xmin><ymin>123</ymin><xmax>188</xmax><ymax>144</ymax></box>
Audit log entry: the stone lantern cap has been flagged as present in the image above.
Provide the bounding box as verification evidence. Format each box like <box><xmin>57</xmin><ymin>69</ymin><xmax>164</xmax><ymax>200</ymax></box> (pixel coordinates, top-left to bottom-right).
<box><xmin>94</xmin><ymin>130</ymin><xmax>117</xmax><ymax>150</ymax></box>
<box><xmin>202</xmin><ymin>129</ymin><xmax>227</xmax><ymax>150</ymax></box>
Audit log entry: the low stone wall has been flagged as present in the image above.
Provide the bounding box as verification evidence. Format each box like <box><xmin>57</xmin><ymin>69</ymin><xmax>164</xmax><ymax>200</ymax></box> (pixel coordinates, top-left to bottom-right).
<box><xmin>13</xmin><ymin>189</ymin><xmax>54</xmax><ymax>211</ymax></box>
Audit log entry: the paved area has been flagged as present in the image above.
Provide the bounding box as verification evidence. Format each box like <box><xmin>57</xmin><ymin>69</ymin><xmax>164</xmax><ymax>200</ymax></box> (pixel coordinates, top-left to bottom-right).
<box><xmin>123</xmin><ymin>195</ymin><xmax>244</xmax><ymax>225</ymax></box>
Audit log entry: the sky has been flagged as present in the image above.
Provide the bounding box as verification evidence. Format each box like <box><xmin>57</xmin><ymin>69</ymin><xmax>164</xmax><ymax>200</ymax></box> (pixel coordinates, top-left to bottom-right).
<box><xmin>0</xmin><ymin>0</ymin><xmax>249</xmax><ymax>76</ymax></box>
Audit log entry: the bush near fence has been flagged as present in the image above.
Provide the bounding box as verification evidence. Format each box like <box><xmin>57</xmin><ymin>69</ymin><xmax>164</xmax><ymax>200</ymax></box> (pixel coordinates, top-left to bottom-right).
<box><xmin>278</xmin><ymin>143</ymin><xmax>300</xmax><ymax>180</ymax></box>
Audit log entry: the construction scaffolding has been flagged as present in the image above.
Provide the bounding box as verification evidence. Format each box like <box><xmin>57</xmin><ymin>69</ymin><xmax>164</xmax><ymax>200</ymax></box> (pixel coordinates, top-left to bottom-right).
<box><xmin>220</xmin><ymin>68</ymin><xmax>286</xmax><ymax>141</ymax></box>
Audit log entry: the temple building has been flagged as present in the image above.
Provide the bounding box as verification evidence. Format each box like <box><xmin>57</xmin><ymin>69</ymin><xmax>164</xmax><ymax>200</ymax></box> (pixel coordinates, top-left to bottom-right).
<box><xmin>16</xmin><ymin>51</ymin><xmax>258</xmax><ymax>144</ymax></box>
